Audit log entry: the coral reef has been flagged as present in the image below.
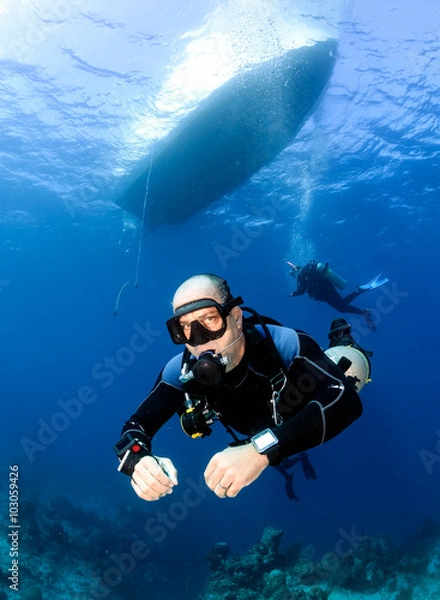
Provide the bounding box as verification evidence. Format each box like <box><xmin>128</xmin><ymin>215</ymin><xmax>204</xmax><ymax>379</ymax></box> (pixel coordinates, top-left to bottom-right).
<box><xmin>2</xmin><ymin>486</ymin><xmax>440</xmax><ymax>600</ymax></box>
<box><xmin>0</xmin><ymin>493</ymin><xmax>190</xmax><ymax>600</ymax></box>
<box><xmin>336</xmin><ymin>535</ymin><xmax>399</xmax><ymax>592</ymax></box>
<box><xmin>198</xmin><ymin>522</ymin><xmax>440</xmax><ymax>600</ymax></box>
<box><xmin>199</xmin><ymin>526</ymin><xmax>331</xmax><ymax>600</ymax></box>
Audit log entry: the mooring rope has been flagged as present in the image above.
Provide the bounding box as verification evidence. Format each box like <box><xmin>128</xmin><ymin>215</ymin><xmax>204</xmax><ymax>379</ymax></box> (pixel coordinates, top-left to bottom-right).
<box><xmin>113</xmin><ymin>148</ymin><xmax>153</xmax><ymax>316</ymax></box>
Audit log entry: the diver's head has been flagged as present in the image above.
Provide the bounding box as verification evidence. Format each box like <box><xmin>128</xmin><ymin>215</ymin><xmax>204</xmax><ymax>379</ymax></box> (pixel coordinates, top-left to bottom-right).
<box><xmin>287</xmin><ymin>261</ymin><xmax>301</xmax><ymax>277</ymax></box>
<box><xmin>166</xmin><ymin>274</ymin><xmax>245</xmax><ymax>371</ymax></box>
<box><xmin>328</xmin><ymin>318</ymin><xmax>351</xmax><ymax>342</ymax></box>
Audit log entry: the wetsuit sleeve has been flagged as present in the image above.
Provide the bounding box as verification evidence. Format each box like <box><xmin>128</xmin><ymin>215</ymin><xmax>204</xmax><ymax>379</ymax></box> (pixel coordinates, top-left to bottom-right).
<box><xmin>119</xmin><ymin>354</ymin><xmax>185</xmax><ymax>452</ymax></box>
<box><xmin>273</xmin><ymin>331</ymin><xmax>363</xmax><ymax>460</ymax></box>
<box><xmin>290</xmin><ymin>274</ymin><xmax>305</xmax><ymax>297</ymax></box>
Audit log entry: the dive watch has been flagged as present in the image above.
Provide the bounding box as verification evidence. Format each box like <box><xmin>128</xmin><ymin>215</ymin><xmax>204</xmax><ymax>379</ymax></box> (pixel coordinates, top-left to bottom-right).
<box><xmin>251</xmin><ymin>428</ymin><xmax>281</xmax><ymax>465</ymax></box>
<box><xmin>114</xmin><ymin>431</ymin><xmax>151</xmax><ymax>476</ymax></box>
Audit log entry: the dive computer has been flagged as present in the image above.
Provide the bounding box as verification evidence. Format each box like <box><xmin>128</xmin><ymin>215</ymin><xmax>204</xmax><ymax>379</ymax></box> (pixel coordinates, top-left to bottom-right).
<box><xmin>114</xmin><ymin>431</ymin><xmax>151</xmax><ymax>477</ymax></box>
<box><xmin>250</xmin><ymin>428</ymin><xmax>281</xmax><ymax>465</ymax></box>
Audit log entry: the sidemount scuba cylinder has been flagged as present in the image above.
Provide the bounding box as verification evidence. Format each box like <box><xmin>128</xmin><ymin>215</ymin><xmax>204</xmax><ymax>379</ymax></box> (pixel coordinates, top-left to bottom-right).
<box><xmin>324</xmin><ymin>346</ymin><xmax>371</xmax><ymax>391</ymax></box>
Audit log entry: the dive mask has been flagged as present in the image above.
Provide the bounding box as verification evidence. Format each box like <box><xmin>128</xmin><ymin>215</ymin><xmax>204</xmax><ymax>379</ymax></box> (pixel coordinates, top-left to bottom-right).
<box><xmin>166</xmin><ymin>296</ymin><xmax>243</xmax><ymax>346</ymax></box>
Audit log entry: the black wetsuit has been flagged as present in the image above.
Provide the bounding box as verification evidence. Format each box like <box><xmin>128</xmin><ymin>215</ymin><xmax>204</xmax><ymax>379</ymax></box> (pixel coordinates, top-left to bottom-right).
<box><xmin>290</xmin><ymin>262</ymin><xmax>364</xmax><ymax>315</ymax></box>
<box><xmin>119</xmin><ymin>324</ymin><xmax>362</xmax><ymax>467</ymax></box>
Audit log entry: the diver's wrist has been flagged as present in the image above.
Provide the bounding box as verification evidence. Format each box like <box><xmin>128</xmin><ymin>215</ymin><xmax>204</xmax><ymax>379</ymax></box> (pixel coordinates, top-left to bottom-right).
<box><xmin>114</xmin><ymin>432</ymin><xmax>152</xmax><ymax>476</ymax></box>
<box><xmin>250</xmin><ymin>429</ymin><xmax>281</xmax><ymax>466</ymax></box>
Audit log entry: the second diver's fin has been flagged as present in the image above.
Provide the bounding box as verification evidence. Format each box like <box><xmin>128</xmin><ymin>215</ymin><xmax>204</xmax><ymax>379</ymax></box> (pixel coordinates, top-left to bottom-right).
<box><xmin>363</xmin><ymin>309</ymin><xmax>377</xmax><ymax>332</ymax></box>
<box><xmin>358</xmin><ymin>273</ymin><xmax>389</xmax><ymax>291</ymax></box>
<box><xmin>275</xmin><ymin>452</ymin><xmax>317</xmax><ymax>501</ymax></box>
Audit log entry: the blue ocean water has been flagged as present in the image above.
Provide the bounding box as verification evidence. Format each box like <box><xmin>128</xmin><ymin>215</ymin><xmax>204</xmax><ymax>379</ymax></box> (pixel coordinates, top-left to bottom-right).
<box><xmin>1</xmin><ymin>1</ymin><xmax>439</xmax><ymax>599</ymax></box>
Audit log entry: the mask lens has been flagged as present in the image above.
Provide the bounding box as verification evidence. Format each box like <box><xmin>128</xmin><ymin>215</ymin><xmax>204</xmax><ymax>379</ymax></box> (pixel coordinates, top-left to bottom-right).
<box><xmin>185</xmin><ymin>318</ymin><xmax>227</xmax><ymax>346</ymax></box>
<box><xmin>167</xmin><ymin>318</ymin><xmax>188</xmax><ymax>344</ymax></box>
<box><xmin>166</xmin><ymin>304</ymin><xmax>226</xmax><ymax>345</ymax></box>
<box><xmin>166</xmin><ymin>296</ymin><xmax>243</xmax><ymax>345</ymax></box>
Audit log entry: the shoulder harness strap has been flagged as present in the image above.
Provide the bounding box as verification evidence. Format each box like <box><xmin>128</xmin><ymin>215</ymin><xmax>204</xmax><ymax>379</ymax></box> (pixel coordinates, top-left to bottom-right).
<box><xmin>242</xmin><ymin>306</ymin><xmax>288</xmax><ymax>425</ymax></box>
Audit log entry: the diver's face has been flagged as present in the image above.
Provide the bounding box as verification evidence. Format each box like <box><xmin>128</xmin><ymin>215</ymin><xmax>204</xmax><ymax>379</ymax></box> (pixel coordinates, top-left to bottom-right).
<box><xmin>178</xmin><ymin>305</ymin><xmax>227</xmax><ymax>345</ymax></box>
<box><xmin>174</xmin><ymin>288</ymin><xmax>244</xmax><ymax>370</ymax></box>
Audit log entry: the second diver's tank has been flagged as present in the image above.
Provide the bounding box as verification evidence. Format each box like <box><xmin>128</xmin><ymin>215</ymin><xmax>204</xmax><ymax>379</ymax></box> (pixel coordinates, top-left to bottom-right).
<box><xmin>324</xmin><ymin>346</ymin><xmax>371</xmax><ymax>392</ymax></box>
<box><xmin>316</xmin><ymin>262</ymin><xmax>347</xmax><ymax>289</ymax></box>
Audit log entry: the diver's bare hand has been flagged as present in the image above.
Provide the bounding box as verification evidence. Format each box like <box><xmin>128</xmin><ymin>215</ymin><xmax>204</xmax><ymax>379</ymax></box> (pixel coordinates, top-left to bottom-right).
<box><xmin>204</xmin><ymin>445</ymin><xmax>269</xmax><ymax>498</ymax></box>
<box><xmin>131</xmin><ymin>456</ymin><xmax>178</xmax><ymax>501</ymax></box>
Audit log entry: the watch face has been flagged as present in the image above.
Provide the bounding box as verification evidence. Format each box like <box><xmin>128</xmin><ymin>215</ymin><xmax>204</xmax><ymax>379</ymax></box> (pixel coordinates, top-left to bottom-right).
<box><xmin>114</xmin><ymin>436</ymin><xmax>132</xmax><ymax>455</ymax></box>
<box><xmin>252</xmin><ymin>429</ymin><xmax>278</xmax><ymax>452</ymax></box>
<box><xmin>114</xmin><ymin>433</ymin><xmax>138</xmax><ymax>456</ymax></box>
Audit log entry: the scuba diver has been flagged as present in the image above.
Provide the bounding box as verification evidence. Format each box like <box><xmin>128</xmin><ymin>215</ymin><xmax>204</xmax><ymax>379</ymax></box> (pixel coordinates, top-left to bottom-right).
<box><xmin>115</xmin><ymin>274</ymin><xmax>369</xmax><ymax>503</ymax></box>
<box><xmin>288</xmin><ymin>260</ymin><xmax>389</xmax><ymax>331</ymax></box>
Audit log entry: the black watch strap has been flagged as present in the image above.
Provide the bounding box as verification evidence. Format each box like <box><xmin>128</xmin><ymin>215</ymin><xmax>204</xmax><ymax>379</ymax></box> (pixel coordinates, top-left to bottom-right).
<box><xmin>114</xmin><ymin>431</ymin><xmax>151</xmax><ymax>477</ymax></box>
<box><xmin>264</xmin><ymin>444</ymin><xmax>282</xmax><ymax>466</ymax></box>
